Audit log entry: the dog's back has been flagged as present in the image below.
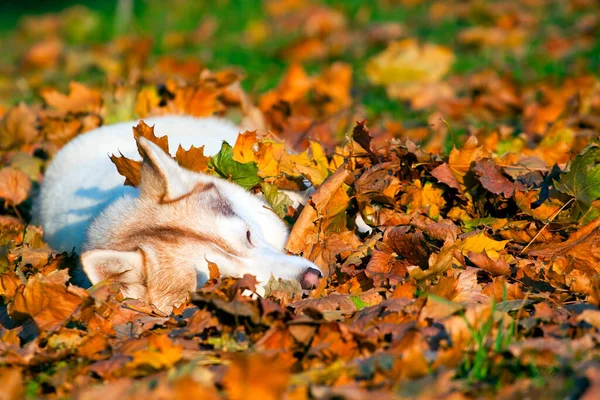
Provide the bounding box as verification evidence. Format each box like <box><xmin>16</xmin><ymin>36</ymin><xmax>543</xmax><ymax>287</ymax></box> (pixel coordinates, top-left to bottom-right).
<box><xmin>35</xmin><ymin>116</ymin><xmax>239</xmax><ymax>252</ymax></box>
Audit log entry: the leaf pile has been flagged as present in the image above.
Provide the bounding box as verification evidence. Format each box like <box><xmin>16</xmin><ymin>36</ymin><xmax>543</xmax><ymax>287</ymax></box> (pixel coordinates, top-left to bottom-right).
<box><xmin>0</xmin><ymin>0</ymin><xmax>600</xmax><ymax>398</ymax></box>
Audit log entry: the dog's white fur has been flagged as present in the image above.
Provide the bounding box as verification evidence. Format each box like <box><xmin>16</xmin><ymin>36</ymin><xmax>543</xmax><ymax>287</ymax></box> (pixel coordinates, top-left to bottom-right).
<box><xmin>35</xmin><ymin>116</ymin><xmax>321</xmax><ymax>312</ymax></box>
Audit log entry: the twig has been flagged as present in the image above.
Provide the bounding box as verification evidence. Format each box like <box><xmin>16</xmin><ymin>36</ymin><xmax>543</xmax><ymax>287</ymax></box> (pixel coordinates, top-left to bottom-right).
<box><xmin>520</xmin><ymin>197</ymin><xmax>574</xmax><ymax>254</ymax></box>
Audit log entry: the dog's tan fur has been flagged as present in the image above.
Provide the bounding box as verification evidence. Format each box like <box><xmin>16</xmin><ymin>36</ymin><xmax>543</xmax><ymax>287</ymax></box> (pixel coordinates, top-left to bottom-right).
<box><xmin>79</xmin><ymin>137</ymin><xmax>321</xmax><ymax>313</ymax></box>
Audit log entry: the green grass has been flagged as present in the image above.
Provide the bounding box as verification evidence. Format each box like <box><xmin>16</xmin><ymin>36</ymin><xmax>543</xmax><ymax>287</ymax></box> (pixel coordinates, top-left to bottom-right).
<box><xmin>0</xmin><ymin>0</ymin><xmax>597</xmax><ymax>129</ymax></box>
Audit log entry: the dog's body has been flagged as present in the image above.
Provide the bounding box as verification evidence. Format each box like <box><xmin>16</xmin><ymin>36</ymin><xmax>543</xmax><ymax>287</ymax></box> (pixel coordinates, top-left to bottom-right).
<box><xmin>36</xmin><ymin>116</ymin><xmax>321</xmax><ymax>312</ymax></box>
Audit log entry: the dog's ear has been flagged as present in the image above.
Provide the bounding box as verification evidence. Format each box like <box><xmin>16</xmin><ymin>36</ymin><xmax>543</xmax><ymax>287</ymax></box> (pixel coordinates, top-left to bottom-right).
<box><xmin>81</xmin><ymin>249</ymin><xmax>147</xmax><ymax>300</ymax></box>
<box><xmin>137</xmin><ymin>137</ymin><xmax>195</xmax><ymax>202</ymax></box>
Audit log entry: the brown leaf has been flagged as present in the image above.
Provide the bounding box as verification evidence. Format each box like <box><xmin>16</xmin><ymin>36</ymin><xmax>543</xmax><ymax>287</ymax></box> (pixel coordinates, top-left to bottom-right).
<box><xmin>109</xmin><ymin>153</ymin><xmax>142</xmax><ymax>187</ymax></box>
<box><xmin>291</xmin><ymin>290</ymin><xmax>382</xmax><ymax>314</ymax></box>
<box><xmin>175</xmin><ymin>144</ymin><xmax>210</xmax><ymax>173</ymax></box>
<box><xmin>408</xmin><ymin>239</ymin><xmax>456</xmax><ymax>280</ymax></box>
<box><xmin>286</xmin><ymin>166</ymin><xmax>351</xmax><ymax>273</ymax></box>
<box><xmin>473</xmin><ymin>158</ymin><xmax>514</xmax><ymax>198</ymax></box>
<box><xmin>412</xmin><ymin>215</ymin><xmax>461</xmax><ymax>241</ymax></box>
<box><xmin>468</xmin><ymin>250</ymin><xmax>511</xmax><ymax>277</ymax></box>
<box><xmin>186</xmin><ymin>308</ymin><xmax>219</xmax><ymax>335</ymax></box>
<box><xmin>352</xmin><ymin>120</ymin><xmax>372</xmax><ymax>153</ymax></box>
<box><xmin>431</xmin><ymin>162</ymin><xmax>460</xmax><ymax>190</ymax></box>
<box><xmin>365</xmin><ymin>249</ymin><xmax>408</xmax><ymax>286</ymax></box>
<box><xmin>0</xmin><ymin>168</ymin><xmax>31</xmax><ymax>206</ymax></box>
<box><xmin>9</xmin><ymin>270</ymin><xmax>87</xmax><ymax>331</ymax></box>
<box><xmin>0</xmin><ymin>103</ymin><xmax>39</xmax><ymax>150</ymax></box>
<box><xmin>384</xmin><ymin>227</ymin><xmax>429</xmax><ymax>266</ymax></box>
<box><xmin>528</xmin><ymin>217</ymin><xmax>600</xmax><ymax>292</ymax></box>
<box><xmin>133</xmin><ymin>120</ymin><xmax>170</xmax><ymax>155</ymax></box>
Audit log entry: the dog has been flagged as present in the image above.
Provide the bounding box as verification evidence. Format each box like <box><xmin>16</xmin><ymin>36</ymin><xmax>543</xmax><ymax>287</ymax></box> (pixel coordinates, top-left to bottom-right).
<box><xmin>35</xmin><ymin>116</ymin><xmax>322</xmax><ymax>312</ymax></box>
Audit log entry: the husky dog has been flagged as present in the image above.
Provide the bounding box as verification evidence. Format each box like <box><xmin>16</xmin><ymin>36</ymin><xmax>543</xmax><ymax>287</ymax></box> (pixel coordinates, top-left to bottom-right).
<box><xmin>35</xmin><ymin>116</ymin><xmax>322</xmax><ymax>312</ymax></box>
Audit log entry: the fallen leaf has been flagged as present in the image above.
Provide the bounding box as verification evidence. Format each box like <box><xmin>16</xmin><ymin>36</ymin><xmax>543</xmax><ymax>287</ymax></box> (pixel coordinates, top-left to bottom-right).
<box><xmin>0</xmin><ymin>168</ymin><xmax>31</xmax><ymax>206</ymax></box>
<box><xmin>127</xmin><ymin>334</ymin><xmax>182</xmax><ymax>370</ymax></box>
<box><xmin>175</xmin><ymin>144</ymin><xmax>210</xmax><ymax>173</ymax></box>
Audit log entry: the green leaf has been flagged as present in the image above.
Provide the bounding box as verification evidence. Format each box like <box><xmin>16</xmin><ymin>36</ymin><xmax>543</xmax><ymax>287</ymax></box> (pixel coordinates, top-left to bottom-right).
<box><xmin>554</xmin><ymin>142</ymin><xmax>600</xmax><ymax>224</ymax></box>
<box><xmin>350</xmin><ymin>295</ymin><xmax>368</xmax><ymax>310</ymax></box>
<box><xmin>260</xmin><ymin>183</ymin><xmax>293</xmax><ymax>219</ymax></box>
<box><xmin>209</xmin><ymin>142</ymin><xmax>261</xmax><ymax>190</ymax></box>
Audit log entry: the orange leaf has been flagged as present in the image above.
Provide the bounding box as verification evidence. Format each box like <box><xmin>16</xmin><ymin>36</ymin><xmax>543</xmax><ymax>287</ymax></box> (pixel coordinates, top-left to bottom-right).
<box><xmin>41</xmin><ymin>82</ymin><xmax>103</xmax><ymax>114</ymax></box>
<box><xmin>175</xmin><ymin>144</ymin><xmax>210</xmax><ymax>173</ymax></box>
<box><xmin>133</xmin><ymin>120</ymin><xmax>170</xmax><ymax>155</ymax></box>
<box><xmin>127</xmin><ymin>334</ymin><xmax>182</xmax><ymax>370</ymax></box>
<box><xmin>223</xmin><ymin>353</ymin><xmax>290</xmax><ymax>400</ymax></box>
<box><xmin>0</xmin><ymin>103</ymin><xmax>39</xmax><ymax>150</ymax></box>
<box><xmin>109</xmin><ymin>153</ymin><xmax>142</xmax><ymax>187</ymax></box>
<box><xmin>9</xmin><ymin>270</ymin><xmax>87</xmax><ymax>331</ymax></box>
<box><xmin>0</xmin><ymin>168</ymin><xmax>31</xmax><ymax>206</ymax></box>
<box><xmin>232</xmin><ymin>130</ymin><xmax>258</xmax><ymax>164</ymax></box>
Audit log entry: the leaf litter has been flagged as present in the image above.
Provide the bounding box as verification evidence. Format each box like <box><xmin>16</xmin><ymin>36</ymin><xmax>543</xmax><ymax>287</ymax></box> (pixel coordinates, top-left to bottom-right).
<box><xmin>0</xmin><ymin>0</ymin><xmax>600</xmax><ymax>398</ymax></box>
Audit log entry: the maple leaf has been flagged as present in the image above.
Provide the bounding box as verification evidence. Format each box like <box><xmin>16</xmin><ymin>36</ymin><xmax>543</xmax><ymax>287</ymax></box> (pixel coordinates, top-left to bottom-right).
<box><xmin>473</xmin><ymin>158</ymin><xmax>514</xmax><ymax>198</ymax></box>
<box><xmin>448</xmin><ymin>136</ymin><xmax>490</xmax><ymax>187</ymax></box>
<box><xmin>133</xmin><ymin>120</ymin><xmax>170</xmax><ymax>155</ymax></box>
<box><xmin>528</xmin><ymin>216</ymin><xmax>600</xmax><ymax>293</ymax></box>
<box><xmin>109</xmin><ymin>152</ymin><xmax>142</xmax><ymax>187</ymax></box>
<box><xmin>9</xmin><ymin>270</ymin><xmax>87</xmax><ymax>331</ymax></box>
<box><xmin>400</xmin><ymin>180</ymin><xmax>446</xmax><ymax>220</ymax></box>
<box><xmin>175</xmin><ymin>144</ymin><xmax>210</xmax><ymax>173</ymax></box>
<box><xmin>554</xmin><ymin>142</ymin><xmax>600</xmax><ymax>223</ymax></box>
<box><xmin>232</xmin><ymin>130</ymin><xmax>258</xmax><ymax>164</ymax></box>
<box><xmin>209</xmin><ymin>142</ymin><xmax>261</xmax><ymax>189</ymax></box>
<box><xmin>467</xmin><ymin>250</ymin><xmax>511</xmax><ymax>277</ymax></box>
<box><xmin>41</xmin><ymin>82</ymin><xmax>103</xmax><ymax>114</ymax></box>
<box><xmin>365</xmin><ymin>249</ymin><xmax>408</xmax><ymax>286</ymax></box>
<box><xmin>259</xmin><ymin>63</ymin><xmax>313</xmax><ymax>111</ymax></box>
<box><xmin>456</xmin><ymin>232</ymin><xmax>510</xmax><ymax>261</ymax></box>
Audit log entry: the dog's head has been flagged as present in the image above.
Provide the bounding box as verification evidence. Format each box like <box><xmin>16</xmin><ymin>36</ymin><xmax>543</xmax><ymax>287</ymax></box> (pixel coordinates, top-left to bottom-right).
<box><xmin>81</xmin><ymin>137</ymin><xmax>322</xmax><ymax>313</ymax></box>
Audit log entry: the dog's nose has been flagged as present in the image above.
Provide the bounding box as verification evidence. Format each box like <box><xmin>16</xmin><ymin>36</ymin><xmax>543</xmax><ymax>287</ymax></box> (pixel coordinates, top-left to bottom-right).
<box><xmin>300</xmin><ymin>267</ymin><xmax>322</xmax><ymax>290</ymax></box>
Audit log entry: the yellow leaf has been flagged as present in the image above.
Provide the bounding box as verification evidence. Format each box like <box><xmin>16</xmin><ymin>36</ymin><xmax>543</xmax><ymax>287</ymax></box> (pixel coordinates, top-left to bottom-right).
<box><xmin>456</xmin><ymin>232</ymin><xmax>510</xmax><ymax>261</ymax></box>
<box><xmin>135</xmin><ymin>86</ymin><xmax>160</xmax><ymax>118</ymax></box>
<box><xmin>400</xmin><ymin>180</ymin><xmax>445</xmax><ymax>220</ymax></box>
<box><xmin>127</xmin><ymin>334</ymin><xmax>182</xmax><ymax>370</ymax></box>
<box><xmin>280</xmin><ymin>142</ymin><xmax>330</xmax><ymax>186</ymax></box>
<box><xmin>256</xmin><ymin>141</ymin><xmax>285</xmax><ymax>177</ymax></box>
<box><xmin>448</xmin><ymin>136</ymin><xmax>490</xmax><ymax>186</ymax></box>
<box><xmin>365</xmin><ymin>39</ymin><xmax>454</xmax><ymax>101</ymax></box>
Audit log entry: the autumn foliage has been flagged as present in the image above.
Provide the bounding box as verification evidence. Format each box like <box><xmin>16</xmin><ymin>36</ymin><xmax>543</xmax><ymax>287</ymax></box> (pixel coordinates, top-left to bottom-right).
<box><xmin>1</xmin><ymin>0</ymin><xmax>600</xmax><ymax>398</ymax></box>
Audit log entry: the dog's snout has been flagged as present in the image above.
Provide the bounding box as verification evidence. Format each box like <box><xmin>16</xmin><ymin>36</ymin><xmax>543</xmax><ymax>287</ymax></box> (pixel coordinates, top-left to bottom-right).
<box><xmin>300</xmin><ymin>267</ymin><xmax>322</xmax><ymax>290</ymax></box>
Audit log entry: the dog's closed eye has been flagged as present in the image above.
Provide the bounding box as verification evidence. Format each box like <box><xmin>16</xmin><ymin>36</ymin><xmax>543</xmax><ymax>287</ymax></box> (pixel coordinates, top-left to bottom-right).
<box><xmin>246</xmin><ymin>230</ymin><xmax>253</xmax><ymax>246</ymax></box>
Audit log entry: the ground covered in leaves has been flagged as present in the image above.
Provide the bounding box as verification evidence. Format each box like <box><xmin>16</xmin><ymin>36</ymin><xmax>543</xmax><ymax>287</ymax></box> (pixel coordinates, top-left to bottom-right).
<box><xmin>1</xmin><ymin>0</ymin><xmax>600</xmax><ymax>398</ymax></box>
